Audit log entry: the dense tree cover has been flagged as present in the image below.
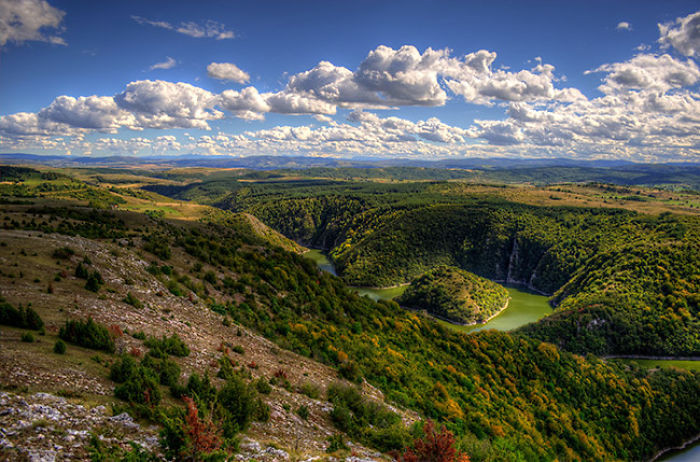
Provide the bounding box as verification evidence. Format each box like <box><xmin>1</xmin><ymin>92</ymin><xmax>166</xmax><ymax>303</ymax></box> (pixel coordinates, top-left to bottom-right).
<box><xmin>156</xmin><ymin>178</ymin><xmax>699</xmax><ymax>356</ymax></box>
<box><xmin>2</xmin><ymin>196</ymin><xmax>699</xmax><ymax>460</ymax></box>
<box><xmin>397</xmin><ymin>266</ymin><xmax>509</xmax><ymax>325</ymax></box>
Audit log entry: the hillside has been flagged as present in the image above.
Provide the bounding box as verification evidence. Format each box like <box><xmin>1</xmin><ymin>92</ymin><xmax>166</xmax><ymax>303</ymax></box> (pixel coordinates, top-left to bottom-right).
<box><xmin>152</xmin><ymin>174</ymin><xmax>699</xmax><ymax>357</ymax></box>
<box><xmin>397</xmin><ymin>266</ymin><xmax>509</xmax><ymax>325</ymax></box>
<box><xmin>0</xmin><ymin>167</ymin><xmax>698</xmax><ymax>461</ymax></box>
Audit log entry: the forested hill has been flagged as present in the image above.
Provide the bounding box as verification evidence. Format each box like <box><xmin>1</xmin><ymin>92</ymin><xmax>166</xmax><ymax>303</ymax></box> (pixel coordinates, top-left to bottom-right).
<box><xmin>397</xmin><ymin>266</ymin><xmax>509</xmax><ymax>324</ymax></box>
<box><xmin>149</xmin><ymin>177</ymin><xmax>700</xmax><ymax>357</ymax></box>
<box><xmin>0</xmin><ymin>167</ymin><xmax>699</xmax><ymax>461</ymax></box>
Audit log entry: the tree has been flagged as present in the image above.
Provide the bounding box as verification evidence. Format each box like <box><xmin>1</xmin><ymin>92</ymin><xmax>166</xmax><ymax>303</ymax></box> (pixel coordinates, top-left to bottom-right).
<box><xmin>394</xmin><ymin>420</ymin><xmax>470</xmax><ymax>462</ymax></box>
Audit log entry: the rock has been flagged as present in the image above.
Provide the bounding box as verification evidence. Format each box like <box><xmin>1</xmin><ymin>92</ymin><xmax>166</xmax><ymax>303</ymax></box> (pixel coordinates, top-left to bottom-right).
<box><xmin>262</xmin><ymin>446</ymin><xmax>289</xmax><ymax>460</ymax></box>
<box><xmin>27</xmin><ymin>449</ymin><xmax>57</xmax><ymax>462</ymax></box>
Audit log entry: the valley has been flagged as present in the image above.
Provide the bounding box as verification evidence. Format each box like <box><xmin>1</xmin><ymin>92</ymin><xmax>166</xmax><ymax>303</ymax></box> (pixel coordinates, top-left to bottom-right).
<box><xmin>0</xmin><ymin>164</ymin><xmax>698</xmax><ymax>461</ymax></box>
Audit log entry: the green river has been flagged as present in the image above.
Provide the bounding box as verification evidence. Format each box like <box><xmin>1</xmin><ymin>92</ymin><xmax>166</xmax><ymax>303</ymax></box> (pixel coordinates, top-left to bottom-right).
<box><xmin>305</xmin><ymin>249</ymin><xmax>552</xmax><ymax>331</ymax></box>
<box><xmin>305</xmin><ymin>249</ymin><xmax>699</xmax><ymax>460</ymax></box>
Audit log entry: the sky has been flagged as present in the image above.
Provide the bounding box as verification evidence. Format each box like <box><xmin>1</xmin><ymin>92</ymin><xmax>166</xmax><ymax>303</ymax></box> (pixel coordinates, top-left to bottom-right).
<box><xmin>0</xmin><ymin>0</ymin><xmax>699</xmax><ymax>162</ymax></box>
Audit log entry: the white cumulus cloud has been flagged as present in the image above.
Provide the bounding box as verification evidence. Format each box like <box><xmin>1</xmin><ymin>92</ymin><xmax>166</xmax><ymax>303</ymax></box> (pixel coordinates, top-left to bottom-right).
<box><xmin>0</xmin><ymin>0</ymin><xmax>66</xmax><ymax>46</ymax></box>
<box><xmin>659</xmin><ymin>10</ymin><xmax>700</xmax><ymax>57</ymax></box>
<box><xmin>207</xmin><ymin>62</ymin><xmax>250</xmax><ymax>83</ymax></box>
<box><xmin>616</xmin><ymin>21</ymin><xmax>632</xmax><ymax>31</ymax></box>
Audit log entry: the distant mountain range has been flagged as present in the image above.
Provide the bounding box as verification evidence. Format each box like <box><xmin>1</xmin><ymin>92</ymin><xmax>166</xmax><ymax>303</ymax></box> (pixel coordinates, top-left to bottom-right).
<box><xmin>1</xmin><ymin>152</ymin><xmax>697</xmax><ymax>170</ymax></box>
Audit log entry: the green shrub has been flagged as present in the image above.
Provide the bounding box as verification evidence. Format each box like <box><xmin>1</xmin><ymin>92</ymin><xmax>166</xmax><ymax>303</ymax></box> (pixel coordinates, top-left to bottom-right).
<box><xmin>217</xmin><ymin>375</ymin><xmax>256</xmax><ymax>438</ymax></box>
<box><xmin>299</xmin><ymin>382</ymin><xmax>321</xmax><ymax>399</ymax></box>
<box><xmin>327</xmin><ymin>434</ymin><xmax>348</xmax><ymax>453</ymax></box>
<box><xmin>141</xmin><ymin>355</ymin><xmax>181</xmax><ymax>387</ymax></box>
<box><xmin>231</xmin><ymin>345</ymin><xmax>244</xmax><ymax>354</ymax></box>
<box><xmin>53</xmin><ymin>339</ymin><xmax>66</xmax><ymax>354</ymax></box>
<box><xmin>0</xmin><ymin>300</ymin><xmax>44</xmax><ymax>330</ymax></box>
<box><xmin>59</xmin><ymin>318</ymin><xmax>115</xmax><ymax>353</ymax></box>
<box><xmin>85</xmin><ymin>271</ymin><xmax>104</xmax><ymax>292</ymax></box>
<box><xmin>110</xmin><ymin>355</ymin><xmax>139</xmax><ymax>383</ymax></box>
<box><xmin>132</xmin><ymin>330</ymin><xmax>146</xmax><ymax>340</ymax></box>
<box><xmin>114</xmin><ymin>365</ymin><xmax>161</xmax><ymax>406</ymax></box>
<box><xmin>144</xmin><ymin>334</ymin><xmax>190</xmax><ymax>357</ymax></box>
<box><xmin>123</xmin><ymin>292</ymin><xmax>143</xmax><ymax>309</ymax></box>
<box><xmin>75</xmin><ymin>262</ymin><xmax>89</xmax><ymax>279</ymax></box>
<box><xmin>52</xmin><ymin>246</ymin><xmax>75</xmax><ymax>259</ymax></box>
<box><xmin>296</xmin><ymin>405</ymin><xmax>309</xmax><ymax>420</ymax></box>
<box><xmin>255</xmin><ymin>377</ymin><xmax>272</xmax><ymax>395</ymax></box>
<box><xmin>327</xmin><ymin>382</ymin><xmax>407</xmax><ymax>452</ymax></box>
<box><xmin>21</xmin><ymin>332</ymin><xmax>34</xmax><ymax>343</ymax></box>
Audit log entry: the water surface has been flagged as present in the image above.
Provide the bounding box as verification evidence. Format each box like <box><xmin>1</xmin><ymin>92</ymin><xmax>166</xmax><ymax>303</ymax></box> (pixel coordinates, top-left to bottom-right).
<box><xmin>306</xmin><ymin>249</ymin><xmax>552</xmax><ymax>332</ymax></box>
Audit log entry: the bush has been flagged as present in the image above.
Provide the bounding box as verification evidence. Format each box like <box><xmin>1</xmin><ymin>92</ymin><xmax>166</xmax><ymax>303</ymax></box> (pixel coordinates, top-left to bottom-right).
<box><xmin>53</xmin><ymin>339</ymin><xmax>66</xmax><ymax>354</ymax></box>
<box><xmin>394</xmin><ymin>420</ymin><xmax>468</xmax><ymax>462</ymax></box>
<box><xmin>255</xmin><ymin>378</ymin><xmax>272</xmax><ymax>395</ymax></box>
<box><xmin>0</xmin><ymin>300</ymin><xmax>44</xmax><ymax>330</ymax></box>
<box><xmin>231</xmin><ymin>345</ymin><xmax>244</xmax><ymax>354</ymax></box>
<box><xmin>299</xmin><ymin>382</ymin><xmax>321</xmax><ymax>399</ymax></box>
<box><xmin>142</xmin><ymin>355</ymin><xmax>181</xmax><ymax>387</ymax></box>
<box><xmin>21</xmin><ymin>332</ymin><xmax>34</xmax><ymax>343</ymax></box>
<box><xmin>217</xmin><ymin>375</ymin><xmax>256</xmax><ymax>438</ymax></box>
<box><xmin>327</xmin><ymin>382</ymin><xmax>407</xmax><ymax>453</ymax></box>
<box><xmin>296</xmin><ymin>405</ymin><xmax>309</xmax><ymax>420</ymax></box>
<box><xmin>85</xmin><ymin>271</ymin><xmax>104</xmax><ymax>292</ymax></box>
<box><xmin>145</xmin><ymin>334</ymin><xmax>190</xmax><ymax>357</ymax></box>
<box><xmin>110</xmin><ymin>355</ymin><xmax>139</xmax><ymax>383</ymax></box>
<box><xmin>75</xmin><ymin>262</ymin><xmax>89</xmax><ymax>279</ymax></box>
<box><xmin>114</xmin><ymin>364</ymin><xmax>161</xmax><ymax>406</ymax></box>
<box><xmin>52</xmin><ymin>246</ymin><xmax>75</xmax><ymax>259</ymax></box>
<box><xmin>327</xmin><ymin>434</ymin><xmax>348</xmax><ymax>453</ymax></box>
<box><xmin>59</xmin><ymin>318</ymin><xmax>115</xmax><ymax>353</ymax></box>
<box><xmin>123</xmin><ymin>292</ymin><xmax>143</xmax><ymax>309</ymax></box>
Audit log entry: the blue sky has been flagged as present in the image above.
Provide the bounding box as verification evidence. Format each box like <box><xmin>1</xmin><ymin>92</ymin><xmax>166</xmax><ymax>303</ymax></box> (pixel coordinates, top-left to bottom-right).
<box><xmin>1</xmin><ymin>0</ymin><xmax>699</xmax><ymax>161</ymax></box>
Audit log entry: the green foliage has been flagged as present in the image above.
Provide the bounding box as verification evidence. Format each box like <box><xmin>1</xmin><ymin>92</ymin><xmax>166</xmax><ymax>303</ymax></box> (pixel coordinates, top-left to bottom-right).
<box><xmin>21</xmin><ymin>331</ymin><xmax>34</xmax><ymax>342</ymax></box>
<box><xmin>255</xmin><ymin>378</ymin><xmax>272</xmax><ymax>394</ymax></box>
<box><xmin>327</xmin><ymin>382</ymin><xmax>408</xmax><ymax>452</ymax></box>
<box><xmin>296</xmin><ymin>404</ymin><xmax>309</xmax><ymax>420</ymax></box>
<box><xmin>52</xmin><ymin>246</ymin><xmax>75</xmax><ymax>259</ymax></box>
<box><xmin>0</xmin><ymin>300</ymin><xmax>44</xmax><ymax>330</ymax></box>
<box><xmin>326</xmin><ymin>434</ymin><xmax>348</xmax><ymax>453</ymax></box>
<box><xmin>110</xmin><ymin>355</ymin><xmax>162</xmax><ymax>406</ymax></box>
<box><xmin>144</xmin><ymin>333</ymin><xmax>190</xmax><ymax>357</ymax></box>
<box><xmin>298</xmin><ymin>382</ymin><xmax>321</xmax><ymax>399</ymax></box>
<box><xmin>85</xmin><ymin>270</ymin><xmax>104</xmax><ymax>292</ymax></box>
<box><xmin>75</xmin><ymin>262</ymin><xmax>89</xmax><ymax>279</ymax></box>
<box><xmin>87</xmin><ymin>433</ymin><xmax>159</xmax><ymax>462</ymax></box>
<box><xmin>8</xmin><ymin>191</ymin><xmax>698</xmax><ymax>461</ymax></box>
<box><xmin>398</xmin><ymin>265</ymin><xmax>509</xmax><ymax>324</ymax></box>
<box><xmin>59</xmin><ymin>318</ymin><xmax>115</xmax><ymax>353</ymax></box>
<box><xmin>53</xmin><ymin>339</ymin><xmax>66</xmax><ymax>354</ymax></box>
<box><xmin>123</xmin><ymin>292</ymin><xmax>143</xmax><ymax>309</ymax></box>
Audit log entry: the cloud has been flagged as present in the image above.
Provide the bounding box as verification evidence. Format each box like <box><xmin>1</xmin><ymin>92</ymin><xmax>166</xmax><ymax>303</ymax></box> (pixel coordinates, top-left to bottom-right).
<box><xmin>207</xmin><ymin>62</ymin><xmax>250</xmax><ymax>83</ymax></box>
<box><xmin>2</xmin><ymin>41</ymin><xmax>700</xmax><ymax>162</ymax></box>
<box><xmin>114</xmin><ymin>80</ymin><xmax>223</xmax><ymax>129</ymax></box>
<box><xmin>587</xmin><ymin>53</ymin><xmax>700</xmax><ymax>94</ymax></box>
<box><xmin>659</xmin><ymin>10</ymin><xmax>700</xmax><ymax>57</ymax></box>
<box><xmin>132</xmin><ymin>15</ymin><xmax>234</xmax><ymax>40</ymax></box>
<box><xmin>616</xmin><ymin>22</ymin><xmax>632</xmax><ymax>31</ymax></box>
<box><xmin>0</xmin><ymin>0</ymin><xmax>66</xmax><ymax>46</ymax></box>
<box><xmin>150</xmin><ymin>57</ymin><xmax>176</xmax><ymax>71</ymax></box>
<box><xmin>38</xmin><ymin>95</ymin><xmax>135</xmax><ymax>131</ymax></box>
<box><xmin>219</xmin><ymin>87</ymin><xmax>270</xmax><ymax>120</ymax></box>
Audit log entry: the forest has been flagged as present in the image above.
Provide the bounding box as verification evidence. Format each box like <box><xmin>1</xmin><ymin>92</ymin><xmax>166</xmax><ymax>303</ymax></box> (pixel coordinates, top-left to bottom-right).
<box><xmin>1</xmin><ymin>165</ymin><xmax>698</xmax><ymax>461</ymax></box>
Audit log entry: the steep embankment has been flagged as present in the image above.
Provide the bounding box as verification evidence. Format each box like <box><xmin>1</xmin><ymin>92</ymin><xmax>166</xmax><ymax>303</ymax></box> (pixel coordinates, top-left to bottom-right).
<box><xmin>397</xmin><ymin>266</ymin><xmax>509</xmax><ymax>324</ymax></box>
